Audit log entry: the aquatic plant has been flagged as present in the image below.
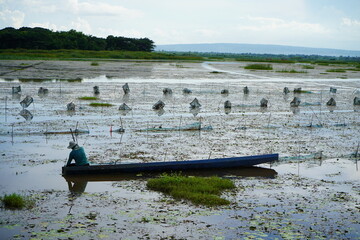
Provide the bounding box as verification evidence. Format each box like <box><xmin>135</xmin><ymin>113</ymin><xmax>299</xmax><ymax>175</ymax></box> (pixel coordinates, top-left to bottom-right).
<box><xmin>1</xmin><ymin>193</ymin><xmax>33</xmax><ymax>209</ymax></box>
<box><xmin>326</xmin><ymin>69</ymin><xmax>346</xmax><ymax>72</ymax></box>
<box><xmin>89</xmin><ymin>102</ymin><xmax>113</xmax><ymax>107</ymax></box>
<box><xmin>277</xmin><ymin>69</ymin><xmax>308</xmax><ymax>73</ymax></box>
<box><xmin>147</xmin><ymin>173</ymin><xmax>235</xmax><ymax>206</ymax></box>
<box><xmin>244</xmin><ymin>64</ymin><xmax>273</xmax><ymax>70</ymax></box>
<box><xmin>78</xmin><ymin>96</ymin><xmax>98</xmax><ymax>100</ymax></box>
<box><xmin>302</xmin><ymin>65</ymin><xmax>315</xmax><ymax>69</ymax></box>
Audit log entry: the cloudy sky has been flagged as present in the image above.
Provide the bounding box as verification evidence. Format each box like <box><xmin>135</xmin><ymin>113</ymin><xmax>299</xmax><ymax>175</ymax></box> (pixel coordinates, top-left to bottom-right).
<box><xmin>1</xmin><ymin>0</ymin><xmax>360</xmax><ymax>50</ymax></box>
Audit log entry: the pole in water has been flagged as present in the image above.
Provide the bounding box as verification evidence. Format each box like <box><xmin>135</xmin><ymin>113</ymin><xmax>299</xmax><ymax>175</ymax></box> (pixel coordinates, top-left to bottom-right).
<box><xmin>355</xmin><ymin>142</ymin><xmax>360</xmax><ymax>158</ymax></box>
<box><xmin>4</xmin><ymin>96</ymin><xmax>7</xmax><ymax>122</ymax></box>
<box><xmin>11</xmin><ymin>123</ymin><xmax>14</xmax><ymax>144</ymax></box>
<box><xmin>70</xmin><ymin>128</ymin><xmax>76</xmax><ymax>142</ymax></box>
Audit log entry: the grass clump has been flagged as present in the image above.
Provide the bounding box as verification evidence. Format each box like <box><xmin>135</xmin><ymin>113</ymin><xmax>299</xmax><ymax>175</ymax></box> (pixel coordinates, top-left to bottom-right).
<box><xmin>326</xmin><ymin>69</ymin><xmax>346</xmax><ymax>73</ymax></box>
<box><xmin>1</xmin><ymin>193</ymin><xmax>33</xmax><ymax>209</ymax></box>
<box><xmin>78</xmin><ymin>96</ymin><xmax>98</xmax><ymax>100</ymax></box>
<box><xmin>147</xmin><ymin>173</ymin><xmax>235</xmax><ymax>206</ymax></box>
<box><xmin>89</xmin><ymin>102</ymin><xmax>113</xmax><ymax>107</ymax></box>
<box><xmin>244</xmin><ymin>64</ymin><xmax>273</xmax><ymax>70</ymax></box>
<box><xmin>277</xmin><ymin>69</ymin><xmax>308</xmax><ymax>73</ymax></box>
<box><xmin>302</xmin><ymin>65</ymin><xmax>315</xmax><ymax>69</ymax></box>
<box><xmin>90</xmin><ymin>62</ymin><xmax>99</xmax><ymax>66</ymax></box>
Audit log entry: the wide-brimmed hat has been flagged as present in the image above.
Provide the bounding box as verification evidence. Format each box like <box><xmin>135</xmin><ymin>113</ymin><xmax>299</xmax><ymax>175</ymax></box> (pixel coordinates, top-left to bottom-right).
<box><xmin>67</xmin><ymin>141</ymin><xmax>77</xmax><ymax>149</ymax></box>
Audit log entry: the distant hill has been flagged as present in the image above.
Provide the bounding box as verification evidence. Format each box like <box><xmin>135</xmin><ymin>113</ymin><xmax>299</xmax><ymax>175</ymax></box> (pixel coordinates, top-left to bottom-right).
<box><xmin>155</xmin><ymin>43</ymin><xmax>360</xmax><ymax>57</ymax></box>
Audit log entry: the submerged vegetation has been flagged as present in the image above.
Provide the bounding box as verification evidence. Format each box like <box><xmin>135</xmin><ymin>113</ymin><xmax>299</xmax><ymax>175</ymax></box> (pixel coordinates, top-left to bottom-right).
<box><xmin>1</xmin><ymin>193</ymin><xmax>34</xmax><ymax>209</ymax></box>
<box><xmin>89</xmin><ymin>102</ymin><xmax>113</xmax><ymax>107</ymax></box>
<box><xmin>147</xmin><ymin>174</ymin><xmax>235</xmax><ymax>206</ymax></box>
<box><xmin>244</xmin><ymin>63</ymin><xmax>273</xmax><ymax>70</ymax></box>
<box><xmin>326</xmin><ymin>69</ymin><xmax>347</xmax><ymax>73</ymax></box>
<box><xmin>78</xmin><ymin>96</ymin><xmax>98</xmax><ymax>100</ymax></box>
<box><xmin>277</xmin><ymin>69</ymin><xmax>308</xmax><ymax>73</ymax></box>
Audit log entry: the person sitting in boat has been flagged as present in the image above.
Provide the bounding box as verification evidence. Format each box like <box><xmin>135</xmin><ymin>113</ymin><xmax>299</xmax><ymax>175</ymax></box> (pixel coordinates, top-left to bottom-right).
<box><xmin>66</xmin><ymin>141</ymin><xmax>90</xmax><ymax>167</ymax></box>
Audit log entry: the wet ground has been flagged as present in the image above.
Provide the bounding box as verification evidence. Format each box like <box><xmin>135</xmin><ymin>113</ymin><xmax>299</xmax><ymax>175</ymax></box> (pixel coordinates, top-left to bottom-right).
<box><xmin>0</xmin><ymin>60</ymin><xmax>359</xmax><ymax>239</ymax></box>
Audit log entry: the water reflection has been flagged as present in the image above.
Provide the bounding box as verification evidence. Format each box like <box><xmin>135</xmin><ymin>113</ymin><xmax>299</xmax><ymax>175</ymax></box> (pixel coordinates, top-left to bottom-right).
<box><xmin>190</xmin><ymin>108</ymin><xmax>200</xmax><ymax>117</ymax></box>
<box><xmin>12</xmin><ymin>92</ymin><xmax>21</xmax><ymax>100</ymax></box>
<box><xmin>67</xmin><ymin>179</ymin><xmax>87</xmax><ymax>193</ymax></box>
<box><xmin>154</xmin><ymin>109</ymin><xmax>165</xmax><ymax>116</ymax></box>
<box><xmin>63</xmin><ymin>166</ymin><xmax>277</xmax><ymax>192</ymax></box>
<box><xmin>19</xmin><ymin>109</ymin><xmax>33</xmax><ymax>121</ymax></box>
<box><xmin>290</xmin><ymin>107</ymin><xmax>300</xmax><ymax>114</ymax></box>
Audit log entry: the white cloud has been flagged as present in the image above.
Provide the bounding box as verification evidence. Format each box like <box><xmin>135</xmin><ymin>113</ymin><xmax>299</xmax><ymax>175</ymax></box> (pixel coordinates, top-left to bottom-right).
<box><xmin>342</xmin><ymin>18</ymin><xmax>360</xmax><ymax>27</ymax></box>
<box><xmin>29</xmin><ymin>22</ymin><xmax>59</xmax><ymax>31</ymax></box>
<box><xmin>97</xmin><ymin>28</ymin><xmax>144</xmax><ymax>38</ymax></box>
<box><xmin>236</xmin><ymin>16</ymin><xmax>329</xmax><ymax>34</ymax></box>
<box><xmin>70</xmin><ymin>17</ymin><xmax>92</xmax><ymax>34</ymax></box>
<box><xmin>66</xmin><ymin>0</ymin><xmax>142</xmax><ymax>17</ymax></box>
<box><xmin>195</xmin><ymin>29</ymin><xmax>219</xmax><ymax>38</ymax></box>
<box><xmin>0</xmin><ymin>9</ymin><xmax>25</xmax><ymax>28</ymax></box>
<box><xmin>22</xmin><ymin>0</ymin><xmax>57</xmax><ymax>13</ymax></box>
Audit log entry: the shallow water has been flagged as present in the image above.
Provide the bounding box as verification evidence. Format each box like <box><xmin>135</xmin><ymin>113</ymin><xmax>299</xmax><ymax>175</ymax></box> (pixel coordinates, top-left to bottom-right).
<box><xmin>0</xmin><ymin>60</ymin><xmax>359</xmax><ymax>239</ymax></box>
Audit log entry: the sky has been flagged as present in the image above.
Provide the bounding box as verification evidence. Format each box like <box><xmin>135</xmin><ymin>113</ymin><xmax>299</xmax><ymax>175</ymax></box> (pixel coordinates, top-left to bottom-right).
<box><xmin>0</xmin><ymin>0</ymin><xmax>360</xmax><ymax>50</ymax></box>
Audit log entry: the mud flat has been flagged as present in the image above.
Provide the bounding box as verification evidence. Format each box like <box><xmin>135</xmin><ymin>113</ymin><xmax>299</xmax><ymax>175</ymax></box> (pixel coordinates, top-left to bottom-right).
<box><xmin>0</xmin><ymin>60</ymin><xmax>359</xmax><ymax>239</ymax></box>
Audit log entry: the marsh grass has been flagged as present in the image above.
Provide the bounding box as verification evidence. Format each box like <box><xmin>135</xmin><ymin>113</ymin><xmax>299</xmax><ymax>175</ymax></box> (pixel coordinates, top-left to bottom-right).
<box><xmin>147</xmin><ymin>173</ymin><xmax>235</xmax><ymax>206</ymax></box>
<box><xmin>244</xmin><ymin>64</ymin><xmax>273</xmax><ymax>70</ymax></box>
<box><xmin>302</xmin><ymin>65</ymin><xmax>315</xmax><ymax>69</ymax></box>
<box><xmin>78</xmin><ymin>96</ymin><xmax>98</xmax><ymax>100</ymax></box>
<box><xmin>0</xmin><ymin>49</ymin><xmax>203</xmax><ymax>61</ymax></box>
<box><xmin>1</xmin><ymin>193</ymin><xmax>34</xmax><ymax>209</ymax></box>
<box><xmin>326</xmin><ymin>69</ymin><xmax>346</xmax><ymax>73</ymax></box>
<box><xmin>277</xmin><ymin>69</ymin><xmax>308</xmax><ymax>73</ymax></box>
<box><xmin>89</xmin><ymin>102</ymin><xmax>113</xmax><ymax>107</ymax></box>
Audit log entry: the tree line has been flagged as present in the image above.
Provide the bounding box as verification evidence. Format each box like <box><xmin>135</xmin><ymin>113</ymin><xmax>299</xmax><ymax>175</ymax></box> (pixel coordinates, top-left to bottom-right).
<box><xmin>0</xmin><ymin>27</ymin><xmax>155</xmax><ymax>52</ymax></box>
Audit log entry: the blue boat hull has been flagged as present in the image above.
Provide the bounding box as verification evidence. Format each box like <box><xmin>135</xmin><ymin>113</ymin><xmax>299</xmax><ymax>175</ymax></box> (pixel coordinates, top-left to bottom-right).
<box><xmin>62</xmin><ymin>153</ymin><xmax>278</xmax><ymax>175</ymax></box>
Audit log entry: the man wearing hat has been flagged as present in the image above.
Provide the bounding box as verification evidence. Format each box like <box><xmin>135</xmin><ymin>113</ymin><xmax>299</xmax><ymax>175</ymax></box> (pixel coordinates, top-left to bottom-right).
<box><xmin>66</xmin><ymin>141</ymin><xmax>89</xmax><ymax>167</ymax></box>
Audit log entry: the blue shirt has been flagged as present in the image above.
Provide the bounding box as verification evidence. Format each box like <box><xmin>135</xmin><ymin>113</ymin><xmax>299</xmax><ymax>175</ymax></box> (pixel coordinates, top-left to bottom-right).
<box><xmin>67</xmin><ymin>147</ymin><xmax>89</xmax><ymax>166</ymax></box>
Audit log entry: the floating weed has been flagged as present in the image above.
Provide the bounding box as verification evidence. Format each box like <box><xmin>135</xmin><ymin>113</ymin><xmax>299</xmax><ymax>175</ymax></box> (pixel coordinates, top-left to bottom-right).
<box><xmin>277</xmin><ymin>69</ymin><xmax>308</xmax><ymax>73</ymax></box>
<box><xmin>78</xmin><ymin>96</ymin><xmax>98</xmax><ymax>100</ymax></box>
<box><xmin>326</xmin><ymin>69</ymin><xmax>346</xmax><ymax>72</ymax></box>
<box><xmin>147</xmin><ymin>173</ymin><xmax>235</xmax><ymax>206</ymax></box>
<box><xmin>89</xmin><ymin>102</ymin><xmax>113</xmax><ymax>107</ymax></box>
<box><xmin>244</xmin><ymin>64</ymin><xmax>273</xmax><ymax>70</ymax></box>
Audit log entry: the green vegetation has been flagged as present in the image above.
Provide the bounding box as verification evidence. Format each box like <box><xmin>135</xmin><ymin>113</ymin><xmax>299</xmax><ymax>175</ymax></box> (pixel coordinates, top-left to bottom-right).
<box><xmin>277</xmin><ymin>69</ymin><xmax>308</xmax><ymax>73</ymax></box>
<box><xmin>89</xmin><ymin>102</ymin><xmax>113</xmax><ymax>107</ymax></box>
<box><xmin>326</xmin><ymin>69</ymin><xmax>346</xmax><ymax>73</ymax></box>
<box><xmin>1</xmin><ymin>193</ymin><xmax>34</xmax><ymax>209</ymax></box>
<box><xmin>0</xmin><ymin>27</ymin><xmax>154</xmax><ymax>51</ymax></box>
<box><xmin>302</xmin><ymin>65</ymin><xmax>315</xmax><ymax>69</ymax></box>
<box><xmin>0</xmin><ymin>49</ymin><xmax>203</xmax><ymax>61</ymax></box>
<box><xmin>244</xmin><ymin>64</ymin><xmax>273</xmax><ymax>70</ymax></box>
<box><xmin>90</xmin><ymin>62</ymin><xmax>99</xmax><ymax>66</ymax></box>
<box><xmin>147</xmin><ymin>173</ymin><xmax>235</xmax><ymax>206</ymax></box>
<box><xmin>78</xmin><ymin>96</ymin><xmax>98</xmax><ymax>100</ymax></box>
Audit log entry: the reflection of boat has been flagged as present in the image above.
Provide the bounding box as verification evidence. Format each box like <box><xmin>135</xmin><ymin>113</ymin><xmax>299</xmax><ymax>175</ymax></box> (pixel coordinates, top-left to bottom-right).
<box><xmin>138</xmin><ymin>122</ymin><xmax>213</xmax><ymax>132</ymax></box>
<box><xmin>62</xmin><ymin>153</ymin><xmax>279</xmax><ymax>175</ymax></box>
<box><xmin>44</xmin><ymin>129</ymin><xmax>89</xmax><ymax>135</ymax></box>
<box><xmin>63</xmin><ymin>166</ymin><xmax>277</xmax><ymax>183</ymax></box>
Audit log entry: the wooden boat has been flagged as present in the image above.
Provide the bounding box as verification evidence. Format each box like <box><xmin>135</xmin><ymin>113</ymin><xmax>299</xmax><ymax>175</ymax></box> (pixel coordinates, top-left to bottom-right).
<box><xmin>62</xmin><ymin>153</ymin><xmax>278</xmax><ymax>175</ymax></box>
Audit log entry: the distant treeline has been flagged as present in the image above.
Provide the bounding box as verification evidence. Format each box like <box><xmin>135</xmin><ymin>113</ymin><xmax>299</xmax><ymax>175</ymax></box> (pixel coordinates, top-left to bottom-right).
<box><xmin>0</xmin><ymin>27</ymin><xmax>154</xmax><ymax>52</ymax></box>
<box><xmin>164</xmin><ymin>51</ymin><xmax>360</xmax><ymax>63</ymax></box>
